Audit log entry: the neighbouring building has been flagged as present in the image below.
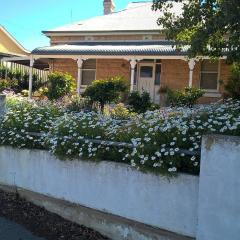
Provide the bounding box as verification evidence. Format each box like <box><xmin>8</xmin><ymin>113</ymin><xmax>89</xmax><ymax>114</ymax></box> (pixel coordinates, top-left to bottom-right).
<box><xmin>0</xmin><ymin>25</ymin><xmax>29</xmax><ymax>59</ymax></box>
<box><xmin>30</xmin><ymin>1</ymin><xmax>231</xmax><ymax>103</ymax></box>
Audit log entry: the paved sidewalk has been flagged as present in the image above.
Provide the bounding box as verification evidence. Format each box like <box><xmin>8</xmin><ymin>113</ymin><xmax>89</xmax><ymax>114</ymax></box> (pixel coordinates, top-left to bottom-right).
<box><xmin>0</xmin><ymin>217</ymin><xmax>44</xmax><ymax>240</ymax></box>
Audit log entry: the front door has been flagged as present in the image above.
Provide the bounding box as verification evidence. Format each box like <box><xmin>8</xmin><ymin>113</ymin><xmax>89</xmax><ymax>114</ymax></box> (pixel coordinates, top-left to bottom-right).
<box><xmin>138</xmin><ymin>63</ymin><xmax>155</xmax><ymax>100</ymax></box>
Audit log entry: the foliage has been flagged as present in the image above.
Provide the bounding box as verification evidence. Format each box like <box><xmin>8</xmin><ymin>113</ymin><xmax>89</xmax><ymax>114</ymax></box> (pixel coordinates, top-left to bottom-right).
<box><xmin>1</xmin><ymin>95</ymin><xmax>240</xmax><ymax>176</ymax></box>
<box><xmin>1</xmin><ymin>97</ymin><xmax>62</xmax><ymax>149</ymax></box>
<box><xmin>152</xmin><ymin>0</ymin><xmax>240</xmax><ymax>63</ymax></box>
<box><xmin>45</xmin><ymin>72</ymin><xmax>76</xmax><ymax>100</ymax></box>
<box><xmin>0</xmin><ymin>66</ymin><xmax>7</xmax><ymax>79</ymax></box>
<box><xmin>167</xmin><ymin>87</ymin><xmax>204</xmax><ymax>107</ymax></box>
<box><xmin>83</xmin><ymin>76</ymin><xmax>128</xmax><ymax>111</ymax></box>
<box><xmin>224</xmin><ymin>64</ymin><xmax>240</xmax><ymax>99</ymax></box>
<box><xmin>45</xmin><ymin>99</ymin><xmax>240</xmax><ymax>176</ymax></box>
<box><xmin>105</xmin><ymin>103</ymin><xmax>135</xmax><ymax>119</ymax></box>
<box><xmin>127</xmin><ymin>91</ymin><xmax>153</xmax><ymax>113</ymax></box>
<box><xmin>5</xmin><ymin>94</ymin><xmax>30</xmax><ymax>110</ymax></box>
<box><xmin>60</xmin><ymin>95</ymin><xmax>93</xmax><ymax>112</ymax></box>
<box><xmin>33</xmin><ymin>87</ymin><xmax>49</xmax><ymax>98</ymax></box>
<box><xmin>0</xmin><ymin>80</ymin><xmax>10</xmax><ymax>92</ymax></box>
<box><xmin>0</xmin><ymin>66</ymin><xmax>44</xmax><ymax>92</ymax></box>
<box><xmin>159</xmin><ymin>85</ymin><xmax>169</xmax><ymax>94</ymax></box>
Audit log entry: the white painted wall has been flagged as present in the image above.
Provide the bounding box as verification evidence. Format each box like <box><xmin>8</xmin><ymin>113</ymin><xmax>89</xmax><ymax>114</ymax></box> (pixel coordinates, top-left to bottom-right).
<box><xmin>0</xmin><ymin>147</ymin><xmax>198</xmax><ymax>237</ymax></box>
<box><xmin>197</xmin><ymin>135</ymin><xmax>240</xmax><ymax>240</ymax></box>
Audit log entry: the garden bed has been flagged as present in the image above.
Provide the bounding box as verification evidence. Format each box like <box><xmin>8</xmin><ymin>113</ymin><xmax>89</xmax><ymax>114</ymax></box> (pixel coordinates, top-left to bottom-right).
<box><xmin>0</xmin><ymin>189</ymin><xmax>109</xmax><ymax>240</ymax></box>
<box><xmin>0</xmin><ymin>95</ymin><xmax>240</xmax><ymax>176</ymax></box>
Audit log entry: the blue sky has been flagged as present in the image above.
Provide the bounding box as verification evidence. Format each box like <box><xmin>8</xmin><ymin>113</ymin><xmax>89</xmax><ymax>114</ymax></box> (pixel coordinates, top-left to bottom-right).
<box><xmin>1</xmin><ymin>0</ymin><xmax>150</xmax><ymax>51</ymax></box>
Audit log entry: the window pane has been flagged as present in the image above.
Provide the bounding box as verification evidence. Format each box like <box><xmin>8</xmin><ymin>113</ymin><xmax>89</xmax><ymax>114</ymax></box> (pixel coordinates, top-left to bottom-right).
<box><xmin>200</xmin><ymin>73</ymin><xmax>218</xmax><ymax>90</ymax></box>
<box><xmin>155</xmin><ymin>64</ymin><xmax>161</xmax><ymax>85</ymax></box>
<box><xmin>140</xmin><ymin>66</ymin><xmax>153</xmax><ymax>78</ymax></box>
<box><xmin>201</xmin><ymin>60</ymin><xmax>218</xmax><ymax>72</ymax></box>
<box><xmin>83</xmin><ymin>59</ymin><xmax>96</xmax><ymax>69</ymax></box>
<box><xmin>82</xmin><ymin>70</ymin><xmax>96</xmax><ymax>85</ymax></box>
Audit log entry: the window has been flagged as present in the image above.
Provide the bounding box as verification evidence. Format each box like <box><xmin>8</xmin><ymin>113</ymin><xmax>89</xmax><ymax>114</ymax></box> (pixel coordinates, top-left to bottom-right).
<box><xmin>140</xmin><ymin>66</ymin><xmax>153</xmax><ymax>78</ymax></box>
<box><xmin>82</xmin><ymin>59</ymin><xmax>96</xmax><ymax>85</ymax></box>
<box><xmin>134</xmin><ymin>65</ymin><xmax>138</xmax><ymax>85</ymax></box>
<box><xmin>143</xmin><ymin>35</ymin><xmax>152</xmax><ymax>40</ymax></box>
<box><xmin>200</xmin><ymin>60</ymin><xmax>219</xmax><ymax>91</ymax></box>
<box><xmin>85</xmin><ymin>36</ymin><xmax>94</xmax><ymax>41</ymax></box>
<box><xmin>155</xmin><ymin>64</ymin><xmax>161</xmax><ymax>85</ymax></box>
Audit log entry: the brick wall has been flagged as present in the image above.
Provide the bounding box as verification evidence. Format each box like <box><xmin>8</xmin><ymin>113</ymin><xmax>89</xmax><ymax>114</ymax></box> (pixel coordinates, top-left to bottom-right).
<box><xmin>50</xmin><ymin>57</ymin><xmax>231</xmax><ymax>104</ymax></box>
<box><xmin>161</xmin><ymin>60</ymin><xmax>201</xmax><ymax>90</ymax></box>
<box><xmin>51</xmin><ymin>58</ymin><xmax>231</xmax><ymax>88</ymax></box>
<box><xmin>51</xmin><ymin>59</ymin><xmax>77</xmax><ymax>80</ymax></box>
<box><xmin>50</xmin><ymin>34</ymin><xmax>165</xmax><ymax>45</ymax></box>
<box><xmin>161</xmin><ymin>59</ymin><xmax>230</xmax><ymax>90</ymax></box>
<box><xmin>96</xmin><ymin>59</ymin><xmax>130</xmax><ymax>81</ymax></box>
<box><xmin>51</xmin><ymin>58</ymin><xmax>130</xmax><ymax>82</ymax></box>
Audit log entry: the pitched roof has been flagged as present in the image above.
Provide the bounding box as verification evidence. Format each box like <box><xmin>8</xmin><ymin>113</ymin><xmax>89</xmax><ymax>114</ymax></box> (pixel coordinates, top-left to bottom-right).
<box><xmin>32</xmin><ymin>41</ymin><xmax>188</xmax><ymax>56</ymax></box>
<box><xmin>0</xmin><ymin>25</ymin><xmax>29</xmax><ymax>56</ymax></box>
<box><xmin>43</xmin><ymin>1</ymin><xmax>182</xmax><ymax>34</ymax></box>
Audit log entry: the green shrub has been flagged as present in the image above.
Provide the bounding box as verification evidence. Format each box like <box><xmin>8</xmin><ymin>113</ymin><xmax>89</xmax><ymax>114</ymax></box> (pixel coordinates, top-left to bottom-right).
<box><xmin>62</xmin><ymin>95</ymin><xmax>93</xmax><ymax>112</ymax></box>
<box><xmin>127</xmin><ymin>91</ymin><xmax>152</xmax><ymax>113</ymax></box>
<box><xmin>0</xmin><ymin>66</ymin><xmax>44</xmax><ymax>93</ymax></box>
<box><xmin>0</xmin><ymin>66</ymin><xmax>6</xmax><ymax>79</ymax></box>
<box><xmin>83</xmin><ymin>76</ymin><xmax>128</xmax><ymax>112</ymax></box>
<box><xmin>0</xmin><ymin>79</ymin><xmax>10</xmax><ymax>92</ymax></box>
<box><xmin>104</xmin><ymin>103</ymin><xmax>135</xmax><ymax>119</ymax></box>
<box><xmin>167</xmin><ymin>87</ymin><xmax>204</xmax><ymax>107</ymax></box>
<box><xmin>45</xmin><ymin>72</ymin><xmax>76</xmax><ymax>100</ymax></box>
<box><xmin>224</xmin><ymin>64</ymin><xmax>240</xmax><ymax>99</ymax></box>
<box><xmin>1</xmin><ymin>99</ymin><xmax>62</xmax><ymax>149</ymax></box>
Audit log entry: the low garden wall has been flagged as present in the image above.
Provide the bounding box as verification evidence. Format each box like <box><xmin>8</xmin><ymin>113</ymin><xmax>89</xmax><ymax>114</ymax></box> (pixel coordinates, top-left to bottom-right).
<box><xmin>0</xmin><ymin>146</ymin><xmax>199</xmax><ymax>239</ymax></box>
<box><xmin>0</xmin><ymin>135</ymin><xmax>240</xmax><ymax>240</ymax></box>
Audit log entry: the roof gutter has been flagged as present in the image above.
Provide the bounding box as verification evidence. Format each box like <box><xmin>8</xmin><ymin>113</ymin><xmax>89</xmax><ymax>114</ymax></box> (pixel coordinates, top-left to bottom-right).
<box><xmin>42</xmin><ymin>30</ymin><xmax>163</xmax><ymax>37</ymax></box>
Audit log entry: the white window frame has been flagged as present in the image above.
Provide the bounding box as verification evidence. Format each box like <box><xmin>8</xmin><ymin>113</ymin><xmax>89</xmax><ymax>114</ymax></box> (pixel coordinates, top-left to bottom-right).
<box><xmin>200</xmin><ymin>60</ymin><xmax>221</xmax><ymax>93</ymax></box>
<box><xmin>155</xmin><ymin>62</ymin><xmax>161</xmax><ymax>86</ymax></box>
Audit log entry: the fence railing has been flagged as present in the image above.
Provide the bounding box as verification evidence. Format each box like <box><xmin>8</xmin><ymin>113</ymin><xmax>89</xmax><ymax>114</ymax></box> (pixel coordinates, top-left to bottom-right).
<box><xmin>27</xmin><ymin>131</ymin><xmax>200</xmax><ymax>156</ymax></box>
<box><xmin>0</xmin><ymin>60</ymin><xmax>49</xmax><ymax>82</ymax></box>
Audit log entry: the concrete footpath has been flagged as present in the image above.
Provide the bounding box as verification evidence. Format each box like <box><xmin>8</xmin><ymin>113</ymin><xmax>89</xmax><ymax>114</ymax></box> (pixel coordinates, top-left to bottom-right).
<box><xmin>0</xmin><ymin>217</ymin><xmax>44</xmax><ymax>240</ymax></box>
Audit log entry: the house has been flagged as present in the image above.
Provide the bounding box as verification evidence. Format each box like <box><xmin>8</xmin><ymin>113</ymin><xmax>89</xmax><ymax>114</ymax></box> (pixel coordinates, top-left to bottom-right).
<box><xmin>0</xmin><ymin>25</ymin><xmax>29</xmax><ymax>59</ymax></box>
<box><xmin>30</xmin><ymin>0</ymin><xmax>231</xmax><ymax>103</ymax></box>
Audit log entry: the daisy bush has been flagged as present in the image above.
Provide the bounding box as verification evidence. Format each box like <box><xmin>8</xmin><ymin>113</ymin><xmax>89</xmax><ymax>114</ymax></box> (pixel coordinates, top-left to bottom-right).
<box><xmin>0</xmin><ymin>95</ymin><xmax>240</xmax><ymax>176</ymax></box>
<box><xmin>46</xmin><ymin>99</ymin><xmax>240</xmax><ymax>176</ymax></box>
<box><xmin>0</xmin><ymin>96</ymin><xmax>62</xmax><ymax>149</ymax></box>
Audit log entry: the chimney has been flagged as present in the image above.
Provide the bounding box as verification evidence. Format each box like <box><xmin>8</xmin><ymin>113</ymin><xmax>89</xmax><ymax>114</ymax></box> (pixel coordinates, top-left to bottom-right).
<box><xmin>103</xmin><ymin>0</ymin><xmax>115</xmax><ymax>15</ymax></box>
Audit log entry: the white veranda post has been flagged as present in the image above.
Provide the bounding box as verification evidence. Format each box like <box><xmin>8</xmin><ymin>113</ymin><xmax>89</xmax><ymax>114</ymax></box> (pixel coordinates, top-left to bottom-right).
<box><xmin>130</xmin><ymin>59</ymin><xmax>137</xmax><ymax>92</ymax></box>
<box><xmin>77</xmin><ymin>58</ymin><xmax>84</xmax><ymax>96</ymax></box>
<box><xmin>188</xmin><ymin>59</ymin><xmax>196</xmax><ymax>88</ymax></box>
<box><xmin>28</xmin><ymin>57</ymin><xmax>35</xmax><ymax>99</ymax></box>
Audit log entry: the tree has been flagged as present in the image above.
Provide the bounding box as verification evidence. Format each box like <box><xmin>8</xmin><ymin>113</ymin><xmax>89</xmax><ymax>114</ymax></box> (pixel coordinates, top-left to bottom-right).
<box><xmin>224</xmin><ymin>63</ymin><xmax>240</xmax><ymax>99</ymax></box>
<box><xmin>83</xmin><ymin>76</ymin><xmax>128</xmax><ymax>112</ymax></box>
<box><xmin>152</xmin><ymin>0</ymin><xmax>240</xmax><ymax>63</ymax></box>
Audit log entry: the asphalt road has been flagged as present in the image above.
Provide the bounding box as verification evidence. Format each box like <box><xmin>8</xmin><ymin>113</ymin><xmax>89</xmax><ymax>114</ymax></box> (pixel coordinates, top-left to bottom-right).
<box><xmin>0</xmin><ymin>217</ymin><xmax>45</xmax><ymax>240</ymax></box>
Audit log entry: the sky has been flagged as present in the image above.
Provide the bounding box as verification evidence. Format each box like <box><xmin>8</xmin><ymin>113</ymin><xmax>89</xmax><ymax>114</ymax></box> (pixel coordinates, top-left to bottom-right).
<box><xmin>1</xmin><ymin>0</ymin><xmax>150</xmax><ymax>51</ymax></box>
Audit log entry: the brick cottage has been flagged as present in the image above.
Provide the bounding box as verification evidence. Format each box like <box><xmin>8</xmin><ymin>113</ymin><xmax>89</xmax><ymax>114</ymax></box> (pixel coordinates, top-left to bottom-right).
<box><xmin>30</xmin><ymin>0</ymin><xmax>231</xmax><ymax>103</ymax></box>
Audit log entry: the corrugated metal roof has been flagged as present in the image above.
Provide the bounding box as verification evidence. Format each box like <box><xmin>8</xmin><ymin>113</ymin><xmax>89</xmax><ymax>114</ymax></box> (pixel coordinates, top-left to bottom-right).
<box><xmin>32</xmin><ymin>42</ymin><xmax>188</xmax><ymax>56</ymax></box>
<box><xmin>43</xmin><ymin>2</ymin><xmax>182</xmax><ymax>34</ymax></box>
